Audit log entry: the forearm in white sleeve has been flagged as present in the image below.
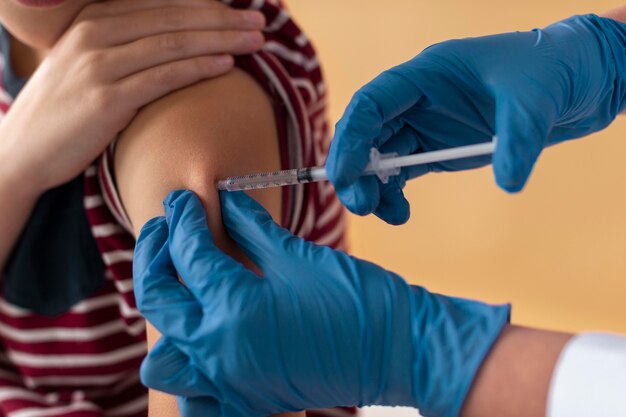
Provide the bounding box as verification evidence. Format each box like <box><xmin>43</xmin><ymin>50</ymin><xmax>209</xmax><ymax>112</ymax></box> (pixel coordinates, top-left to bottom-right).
<box><xmin>547</xmin><ymin>332</ymin><xmax>626</xmax><ymax>417</ymax></box>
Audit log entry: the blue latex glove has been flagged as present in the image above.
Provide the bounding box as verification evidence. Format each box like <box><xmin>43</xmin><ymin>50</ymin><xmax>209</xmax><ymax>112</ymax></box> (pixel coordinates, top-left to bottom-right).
<box><xmin>327</xmin><ymin>14</ymin><xmax>626</xmax><ymax>224</ymax></box>
<box><xmin>134</xmin><ymin>190</ymin><xmax>510</xmax><ymax>417</ymax></box>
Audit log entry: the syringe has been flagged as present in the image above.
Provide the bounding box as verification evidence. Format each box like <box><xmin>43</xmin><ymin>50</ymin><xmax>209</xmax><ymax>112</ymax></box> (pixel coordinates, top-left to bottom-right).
<box><xmin>217</xmin><ymin>138</ymin><xmax>496</xmax><ymax>192</ymax></box>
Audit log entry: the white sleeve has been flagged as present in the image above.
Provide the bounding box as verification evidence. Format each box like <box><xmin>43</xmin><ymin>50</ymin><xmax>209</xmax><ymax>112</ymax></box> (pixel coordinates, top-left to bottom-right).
<box><xmin>547</xmin><ymin>332</ymin><xmax>626</xmax><ymax>417</ymax></box>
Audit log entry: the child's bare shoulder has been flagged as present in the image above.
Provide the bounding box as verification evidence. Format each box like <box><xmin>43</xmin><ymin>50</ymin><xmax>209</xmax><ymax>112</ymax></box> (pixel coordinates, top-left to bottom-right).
<box><xmin>113</xmin><ymin>67</ymin><xmax>282</xmax><ymax>236</ymax></box>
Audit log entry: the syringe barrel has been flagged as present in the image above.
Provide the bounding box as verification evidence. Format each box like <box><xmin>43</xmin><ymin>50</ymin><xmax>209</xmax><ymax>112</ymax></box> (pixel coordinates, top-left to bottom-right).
<box><xmin>217</xmin><ymin>168</ymin><xmax>300</xmax><ymax>191</ymax></box>
<box><xmin>216</xmin><ymin>166</ymin><xmax>327</xmax><ymax>191</ymax></box>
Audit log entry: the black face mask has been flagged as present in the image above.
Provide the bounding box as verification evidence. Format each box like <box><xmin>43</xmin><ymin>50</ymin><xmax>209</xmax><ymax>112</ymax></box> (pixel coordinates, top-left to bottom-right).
<box><xmin>1</xmin><ymin>25</ymin><xmax>106</xmax><ymax>316</ymax></box>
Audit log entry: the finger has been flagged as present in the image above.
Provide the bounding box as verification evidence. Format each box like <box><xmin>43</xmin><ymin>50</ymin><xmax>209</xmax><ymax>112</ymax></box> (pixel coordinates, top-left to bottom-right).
<box><xmin>178</xmin><ymin>397</ymin><xmax>223</xmax><ymax>417</ymax></box>
<box><xmin>99</xmin><ymin>7</ymin><xmax>265</xmax><ymax>46</ymax></box>
<box><xmin>118</xmin><ymin>55</ymin><xmax>235</xmax><ymax>110</ymax></box>
<box><xmin>108</xmin><ymin>30</ymin><xmax>262</xmax><ymax>80</ymax></box>
<box><xmin>163</xmin><ymin>190</ymin><xmax>259</xmax><ymax>301</ymax></box>
<box><xmin>336</xmin><ymin>174</ymin><xmax>410</xmax><ymax>225</ymax></box>
<box><xmin>334</xmin><ymin>176</ymin><xmax>381</xmax><ymax>217</ymax></box>
<box><xmin>141</xmin><ymin>338</ymin><xmax>220</xmax><ymax>400</ymax></box>
<box><xmin>379</xmin><ymin>125</ymin><xmax>420</xmax><ymax>156</ymax></box>
<box><xmin>134</xmin><ymin>216</ymin><xmax>169</xmax><ymax>266</ymax></box>
<box><xmin>132</xmin><ymin>216</ymin><xmax>202</xmax><ymax>338</ymax></box>
<box><xmin>378</xmin><ymin>124</ymin><xmax>428</xmax><ymax>189</ymax></box>
<box><xmin>334</xmin><ymin>125</ymin><xmax>420</xmax><ymax>218</ymax></box>
<box><xmin>493</xmin><ymin>93</ymin><xmax>554</xmax><ymax>192</ymax></box>
<box><xmin>372</xmin><ymin>176</ymin><xmax>410</xmax><ymax>225</ymax></box>
<box><xmin>374</xmin><ymin>117</ymin><xmax>405</xmax><ymax>148</ymax></box>
<box><xmin>220</xmin><ymin>191</ymin><xmax>300</xmax><ymax>273</ymax></box>
<box><xmin>327</xmin><ymin>69</ymin><xmax>423</xmax><ymax>189</ymax></box>
<box><xmin>79</xmin><ymin>0</ymin><xmax>227</xmax><ymax>20</ymax></box>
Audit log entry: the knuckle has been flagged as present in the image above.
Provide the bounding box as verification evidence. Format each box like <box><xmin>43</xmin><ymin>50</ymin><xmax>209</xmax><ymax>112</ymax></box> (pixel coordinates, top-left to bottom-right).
<box><xmin>193</xmin><ymin>56</ymin><xmax>231</xmax><ymax>77</ymax></box>
<box><xmin>153</xmin><ymin>65</ymin><xmax>178</xmax><ymax>85</ymax></box>
<box><xmin>77</xmin><ymin>50</ymin><xmax>107</xmax><ymax>78</ymax></box>
<box><xmin>158</xmin><ymin>8</ymin><xmax>186</xmax><ymax>30</ymax></box>
<box><xmin>70</xmin><ymin>19</ymin><xmax>100</xmax><ymax>45</ymax></box>
<box><xmin>89</xmin><ymin>85</ymin><xmax>117</xmax><ymax>111</ymax></box>
<box><xmin>422</xmin><ymin>39</ymin><xmax>459</xmax><ymax>59</ymax></box>
<box><xmin>214</xmin><ymin>8</ymin><xmax>234</xmax><ymax>23</ymax></box>
<box><xmin>85</xmin><ymin>49</ymin><xmax>107</xmax><ymax>66</ymax></box>
<box><xmin>192</xmin><ymin>57</ymin><xmax>210</xmax><ymax>74</ymax></box>
<box><xmin>160</xmin><ymin>32</ymin><xmax>188</xmax><ymax>53</ymax></box>
<box><xmin>75</xmin><ymin>2</ymin><xmax>104</xmax><ymax>20</ymax></box>
<box><xmin>346</xmin><ymin>89</ymin><xmax>380</xmax><ymax>121</ymax></box>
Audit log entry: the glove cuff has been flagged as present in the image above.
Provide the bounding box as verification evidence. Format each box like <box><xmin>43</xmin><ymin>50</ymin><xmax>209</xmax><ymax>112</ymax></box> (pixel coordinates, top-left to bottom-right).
<box><xmin>587</xmin><ymin>14</ymin><xmax>626</xmax><ymax>113</ymax></box>
<box><xmin>409</xmin><ymin>289</ymin><xmax>511</xmax><ymax>417</ymax></box>
<box><xmin>551</xmin><ymin>14</ymin><xmax>626</xmax><ymax>117</ymax></box>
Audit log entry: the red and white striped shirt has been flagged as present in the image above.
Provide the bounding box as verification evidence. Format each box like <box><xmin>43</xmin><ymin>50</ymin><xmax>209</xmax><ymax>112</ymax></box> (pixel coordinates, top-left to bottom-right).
<box><xmin>0</xmin><ymin>1</ymin><xmax>351</xmax><ymax>416</ymax></box>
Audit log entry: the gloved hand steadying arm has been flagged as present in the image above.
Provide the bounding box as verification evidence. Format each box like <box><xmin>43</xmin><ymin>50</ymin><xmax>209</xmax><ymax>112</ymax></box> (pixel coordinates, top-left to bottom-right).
<box><xmin>327</xmin><ymin>14</ymin><xmax>626</xmax><ymax>224</ymax></box>
<box><xmin>133</xmin><ymin>190</ymin><xmax>510</xmax><ymax>417</ymax></box>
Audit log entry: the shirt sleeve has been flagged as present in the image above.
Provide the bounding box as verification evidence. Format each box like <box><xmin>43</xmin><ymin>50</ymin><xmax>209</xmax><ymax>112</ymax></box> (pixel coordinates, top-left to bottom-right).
<box><xmin>547</xmin><ymin>332</ymin><xmax>626</xmax><ymax>417</ymax></box>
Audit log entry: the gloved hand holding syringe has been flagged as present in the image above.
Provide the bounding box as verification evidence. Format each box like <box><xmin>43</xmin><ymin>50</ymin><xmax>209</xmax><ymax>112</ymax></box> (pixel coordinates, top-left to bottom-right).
<box><xmin>217</xmin><ymin>137</ymin><xmax>497</xmax><ymax>191</ymax></box>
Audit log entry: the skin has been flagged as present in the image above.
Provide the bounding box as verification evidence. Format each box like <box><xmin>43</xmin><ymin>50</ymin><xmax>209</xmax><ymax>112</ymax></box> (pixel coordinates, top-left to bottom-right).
<box><xmin>0</xmin><ymin>1</ymin><xmax>300</xmax><ymax>416</ymax></box>
<box><xmin>114</xmin><ymin>67</ymin><xmax>297</xmax><ymax>417</ymax></box>
<box><xmin>461</xmin><ymin>9</ymin><xmax>626</xmax><ymax>417</ymax></box>
<box><xmin>0</xmin><ymin>0</ymin><xmax>265</xmax><ymax>272</ymax></box>
<box><xmin>461</xmin><ymin>326</ymin><xmax>572</xmax><ymax>417</ymax></box>
<box><xmin>122</xmin><ymin>6</ymin><xmax>626</xmax><ymax>417</ymax></box>
<box><xmin>4</xmin><ymin>2</ymin><xmax>626</xmax><ymax>417</ymax></box>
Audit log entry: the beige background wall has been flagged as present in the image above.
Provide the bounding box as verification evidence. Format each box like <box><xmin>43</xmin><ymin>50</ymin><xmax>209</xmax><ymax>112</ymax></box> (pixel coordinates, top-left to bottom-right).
<box><xmin>287</xmin><ymin>0</ymin><xmax>626</xmax><ymax>334</ymax></box>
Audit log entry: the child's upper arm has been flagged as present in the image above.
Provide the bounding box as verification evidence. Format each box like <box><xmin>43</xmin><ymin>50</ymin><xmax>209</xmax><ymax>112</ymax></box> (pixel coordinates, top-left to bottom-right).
<box><xmin>114</xmin><ymin>67</ymin><xmax>281</xmax><ymax>242</ymax></box>
<box><xmin>114</xmin><ymin>68</ymin><xmax>301</xmax><ymax>417</ymax></box>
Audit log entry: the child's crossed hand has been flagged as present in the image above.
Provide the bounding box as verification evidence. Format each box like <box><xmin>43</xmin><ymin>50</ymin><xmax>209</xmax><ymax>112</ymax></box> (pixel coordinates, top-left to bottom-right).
<box><xmin>0</xmin><ymin>0</ymin><xmax>265</xmax><ymax>194</ymax></box>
